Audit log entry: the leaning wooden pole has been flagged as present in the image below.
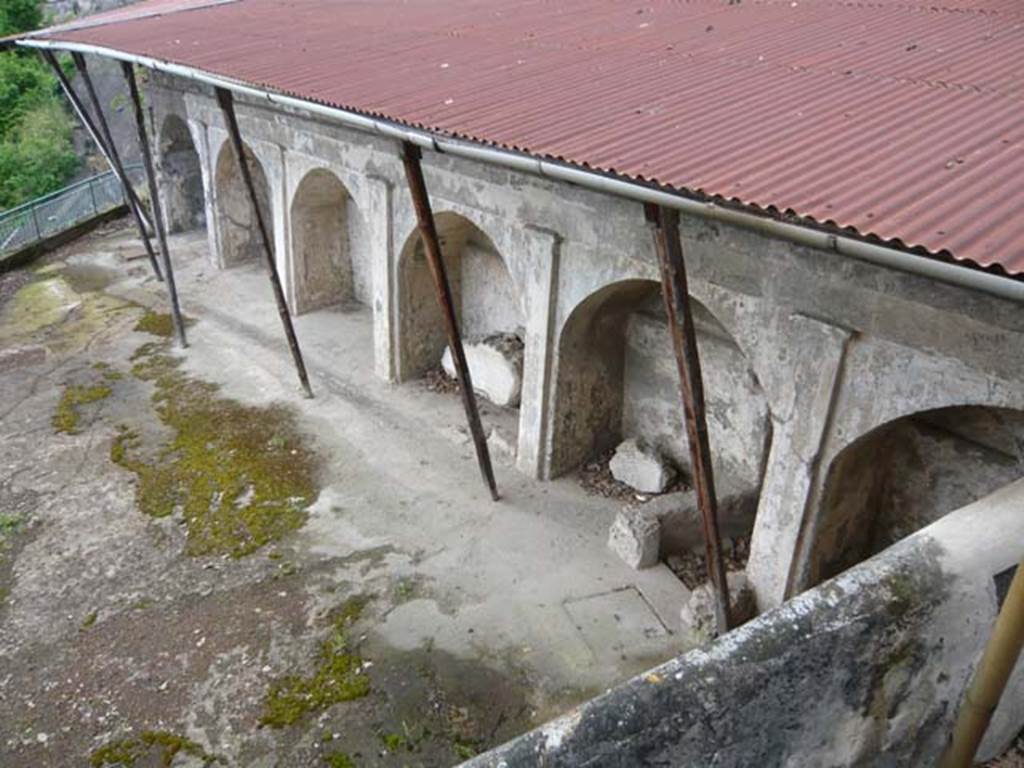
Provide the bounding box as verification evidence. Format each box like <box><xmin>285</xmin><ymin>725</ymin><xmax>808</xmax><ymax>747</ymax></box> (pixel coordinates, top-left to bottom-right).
<box><xmin>400</xmin><ymin>142</ymin><xmax>499</xmax><ymax>501</ymax></box>
<box><xmin>940</xmin><ymin>559</ymin><xmax>1024</xmax><ymax>768</ymax></box>
<box><xmin>215</xmin><ymin>88</ymin><xmax>313</xmax><ymax>398</ymax></box>
<box><xmin>647</xmin><ymin>203</ymin><xmax>732</xmax><ymax>634</ymax></box>
<box><xmin>122</xmin><ymin>62</ymin><xmax>187</xmax><ymax>348</ymax></box>
<box><xmin>65</xmin><ymin>52</ymin><xmax>164</xmax><ymax>282</ymax></box>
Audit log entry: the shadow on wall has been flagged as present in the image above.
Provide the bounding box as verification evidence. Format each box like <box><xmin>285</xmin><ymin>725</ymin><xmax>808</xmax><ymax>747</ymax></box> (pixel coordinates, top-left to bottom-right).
<box><xmin>549</xmin><ymin>278</ymin><xmax>770</xmax><ymax>491</ymax></box>
<box><xmin>397</xmin><ymin>212</ymin><xmax>524</xmax><ymax>382</ymax></box>
<box><xmin>214</xmin><ymin>140</ymin><xmax>271</xmax><ymax>267</ymax></box>
<box><xmin>158</xmin><ymin>114</ymin><xmax>205</xmax><ymax>234</ymax></box>
<box><xmin>808</xmin><ymin>405</ymin><xmax>1024</xmax><ymax>588</ymax></box>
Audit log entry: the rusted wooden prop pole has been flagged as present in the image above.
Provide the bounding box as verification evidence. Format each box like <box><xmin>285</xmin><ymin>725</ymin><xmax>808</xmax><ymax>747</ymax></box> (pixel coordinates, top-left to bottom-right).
<box><xmin>215</xmin><ymin>87</ymin><xmax>313</xmax><ymax>398</ymax></box>
<box><xmin>646</xmin><ymin>203</ymin><xmax>732</xmax><ymax>634</ymax></box>
<box><xmin>42</xmin><ymin>51</ymin><xmax>155</xmax><ymax>236</ymax></box>
<box><xmin>400</xmin><ymin>142</ymin><xmax>499</xmax><ymax>501</ymax></box>
<box><xmin>122</xmin><ymin>62</ymin><xmax>187</xmax><ymax>348</ymax></box>
<box><xmin>64</xmin><ymin>52</ymin><xmax>164</xmax><ymax>281</ymax></box>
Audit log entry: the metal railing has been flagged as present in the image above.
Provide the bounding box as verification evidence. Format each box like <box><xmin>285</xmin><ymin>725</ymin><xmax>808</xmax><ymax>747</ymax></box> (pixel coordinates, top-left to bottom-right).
<box><xmin>0</xmin><ymin>164</ymin><xmax>144</xmax><ymax>256</ymax></box>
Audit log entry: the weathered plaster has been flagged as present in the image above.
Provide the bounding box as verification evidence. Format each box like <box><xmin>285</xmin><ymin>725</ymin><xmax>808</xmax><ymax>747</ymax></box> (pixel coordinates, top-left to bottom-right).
<box><xmin>144</xmin><ymin>70</ymin><xmax>1024</xmax><ymax>618</ymax></box>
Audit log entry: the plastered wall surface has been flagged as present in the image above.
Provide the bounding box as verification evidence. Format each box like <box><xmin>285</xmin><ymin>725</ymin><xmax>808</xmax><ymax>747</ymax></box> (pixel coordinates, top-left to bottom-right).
<box><xmin>145</xmin><ymin>71</ymin><xmax>1024</xmax><ymax>613</ymax></box>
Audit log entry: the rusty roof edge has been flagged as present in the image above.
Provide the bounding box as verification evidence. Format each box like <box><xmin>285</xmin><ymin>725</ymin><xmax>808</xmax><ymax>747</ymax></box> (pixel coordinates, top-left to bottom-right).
<box><xmin>17</xmin><ymin>36</ymin><xmax>1024</xmax><ymax>306</ymax></box>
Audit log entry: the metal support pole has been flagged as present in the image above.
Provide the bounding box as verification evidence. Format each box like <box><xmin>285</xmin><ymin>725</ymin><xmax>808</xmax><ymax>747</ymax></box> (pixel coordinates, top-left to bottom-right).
<box><xmin>122</xmin><ymin>62</ymin><xmax>187</xmax><ymax>348</ymax></box>
<box><xmin>88</xmin><ymin>176</ymin><xmax>98</xmax><ymax>215</ymax></box>
<box><xmin>647</xmin><ymin>203</ymin><xmax>732</xmax><ymax>634</ymax></box>
<box><xmin>940</xmin><ymin>560</ymin><xmax>1024</xmax><ymax>768</ymax></box>
<box><xmin>215</xmin><ymin>87</ymin><xmax>313</xmax><ymax>398</ymax></box>
<box><xmin>39</xmin><ymin>50</ymin><xmax>154</xmax><ymax>235</ymax></box>
<box><xmin>65</xmin><ymin>51</ymin><xmax>164</xmax><ymax>282</ymax></box>
<box><xmin>400</xmin><ymin>142</ymin><xmax>499</xmax><ymax>501</ymax></box>
<box><xmin>30</xmin><ymin>204</ymin><xmax>42</xmax><ymax>240</ymax></box>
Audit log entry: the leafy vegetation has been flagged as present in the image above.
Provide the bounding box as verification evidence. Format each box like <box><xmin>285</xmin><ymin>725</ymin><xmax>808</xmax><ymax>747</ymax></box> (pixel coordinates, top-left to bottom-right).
<box><xmin>0</xmin><ymin>0</ymin><xmax>79</xmax><ymax>210</ymax></box>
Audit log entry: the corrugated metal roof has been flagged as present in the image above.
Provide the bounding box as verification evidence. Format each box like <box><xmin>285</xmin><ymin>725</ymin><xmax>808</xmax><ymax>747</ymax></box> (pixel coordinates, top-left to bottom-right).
<box><xmin>27</xmin><ymin>0</ymin><xmax>1024</xmax><ymax>276</ymax></box>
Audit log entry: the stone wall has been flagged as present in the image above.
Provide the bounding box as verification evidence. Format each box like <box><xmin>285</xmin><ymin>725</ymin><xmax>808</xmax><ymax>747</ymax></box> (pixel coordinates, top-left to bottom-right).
<box><xmin>465</xmin><ymin>479</ymin><xmax>1024</xmax><ymax>767</ymax></box>
<box><xmin>142</xmin><ymin>70</ymin><xmax>1024</xmax><ymax>612</ymax></box>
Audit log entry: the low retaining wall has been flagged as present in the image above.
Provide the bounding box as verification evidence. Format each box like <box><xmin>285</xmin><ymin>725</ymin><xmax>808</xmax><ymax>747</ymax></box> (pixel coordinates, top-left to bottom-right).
<box><xmin>467</xmin><ymin>479</ymin><xmax>1024</xmax><ymax>767</ymax></box>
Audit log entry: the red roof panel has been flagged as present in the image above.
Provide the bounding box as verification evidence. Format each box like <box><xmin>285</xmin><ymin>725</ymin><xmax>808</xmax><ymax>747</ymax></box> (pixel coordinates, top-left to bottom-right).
<box><xmin>28</xmin><ymin>0</ymin><xmax>1024</xmax><ymax>276</ymax></box>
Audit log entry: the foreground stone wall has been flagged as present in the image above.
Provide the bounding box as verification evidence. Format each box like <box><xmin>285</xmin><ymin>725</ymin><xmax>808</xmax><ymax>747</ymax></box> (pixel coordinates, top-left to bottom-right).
<box><xmin>143</xmin><ymin>71</ymin><xmax>1024</xmax><ymax>611</ymax></box>
<box><xmin>466</xmin><ymin>479</ymin><xmax>1024</xmax><ymax>767</ymax></box>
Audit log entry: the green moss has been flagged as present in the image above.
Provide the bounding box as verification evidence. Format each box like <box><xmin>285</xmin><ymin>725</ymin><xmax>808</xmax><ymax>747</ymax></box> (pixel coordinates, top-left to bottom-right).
<box><xmin>452</xmin><ymin>737</ymin><xmax>479</xmax><ymax>760</ymax></box>
<box><xmin>112</xmin><ymin>344</ymin><xmax>319</xmax><ymax>558</ymax></box>
<box><xmin>260</xmin><ymin>597</ymin><xmax>370</xmax><ymax>728</ymax></box>
<box><xmin>0</xmin><ymin>513</ymin><xmax>23</xmax><ymax>538</ymax></box>
<box><xmin>379</xmin><ymin>732</ymin><xmax>406</xmax><ymax>752</ymax></box>
<box><xmin>52</xmin><ymin>382</ymin><xmax>112</xmax><ymax>434</ymax></box>
<box><xmin>90</xmin><ymin>730</ymin><xmax>222</xmax><ymax>767</ymax></box>
<box><xmin>323</xmin><ymin>753</ymin><xmax>355</xmax><ymax>768</ymax></box>
<box><xmin>81</xmin><ymin>610</ymin><xmax>97</xmax><ymax>629</ymax></box>
<box><xmin>881</xmin><ymin>571</ymin><xmax>916</xmax><ymax>618</ymax></box>
<box><xmin>133</xmin><ymin>310</ymin><xmax>175</xmax><ymax>338</ymax></box>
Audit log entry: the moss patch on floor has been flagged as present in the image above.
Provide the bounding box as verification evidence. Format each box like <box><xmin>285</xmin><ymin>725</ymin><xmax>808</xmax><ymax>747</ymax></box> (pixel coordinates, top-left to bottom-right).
<box><xmin>323</xmin><ymin>752</ymin><xmax>356</xmax><ymax>768</ymax></box>
<box><xmin>90</xmin><ymin>730</ymin><xmax>223</xmax><ymax>767</ymax></box>
<box><xmin>261</xmin><ymin>597</ymin><xmax>371</xmax><ymax>728</ymax></box>
<box><xmin>133</xmin><ymin>309</ymin><xmax>191</xmax><ymax>338</ymax></box>
<box><xmin>52</xmin><ymin>382</ymin><xmax>113</xmax><ymax>434</ymax></box>
<box><xmin>112</xmin><ymin>341</ymin><xmax>320</xmax><ymax>558</ymax></box>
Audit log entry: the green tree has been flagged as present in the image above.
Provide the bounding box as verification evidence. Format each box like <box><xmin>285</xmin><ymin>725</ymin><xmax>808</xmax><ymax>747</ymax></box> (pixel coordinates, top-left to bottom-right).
<box><xmin>0</xmin><ymin>101</ymin><xmax>79</xmax><ymax>208</ymax></box>
<box><xmin>0</xmin><ymin>0</ymin><xmax>44</xmax><ymax>37</ymax></box>
<box><xmin>0</xmin><ymin>0</ymin><xmax>79</xmax><ymax>210</ymax></box>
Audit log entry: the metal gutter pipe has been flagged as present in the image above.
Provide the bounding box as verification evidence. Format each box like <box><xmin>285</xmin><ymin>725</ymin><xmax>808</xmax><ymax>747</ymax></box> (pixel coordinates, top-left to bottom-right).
<box><xmin>18</xmin><ymin>37</ymin><xmax>1024</xmax><ymax>305</ymax></box>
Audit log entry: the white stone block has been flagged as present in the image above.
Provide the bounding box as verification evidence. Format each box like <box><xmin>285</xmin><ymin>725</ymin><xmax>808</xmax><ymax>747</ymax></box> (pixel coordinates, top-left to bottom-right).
<box><xmin>609</xmin><ymin>438</ymin><xmax>676</xmax><ymax>494</ymax></box>
<box><xmin>608</xmin><ymin>507</ymin><xmax>661</xmax><ymax>570</ymax></box>
<box><xmin>441</xmin><ymin>333</ymin><xmax>524</xmax><ymax>408</ymax></box>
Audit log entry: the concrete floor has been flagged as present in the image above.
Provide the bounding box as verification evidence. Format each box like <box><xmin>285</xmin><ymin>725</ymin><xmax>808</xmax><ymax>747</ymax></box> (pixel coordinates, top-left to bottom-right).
<box><xmin>0</xmin><ymin>220</ymin><xmax>691</xmax><ymax>767</ymax></box>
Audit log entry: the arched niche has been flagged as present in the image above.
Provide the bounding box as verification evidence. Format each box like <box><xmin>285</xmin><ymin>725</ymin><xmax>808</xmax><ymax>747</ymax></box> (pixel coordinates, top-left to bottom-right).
<box><xmin>806</xmin><ymin>405</ymin><xmax>1024</xmax><ymax>587</ymax></box>
<box><xmin>158</xmin><ymin>114</ymin><xmax>205</xmax><ymax>233</ymax></box>
<box><xmin>214</xmin><ymin>140</ymin><xmax>272</xmax><ymax>267</ymax></box>
<box><xmin>290</xmin><ymin>168</ymin><xmax>361</xmax><ymax>313</ymax></box>
<box><xmin>397</xmin><ymin>212</ymin><xmax>524</xmax><ymax>382</ymax></box>
<box><xmin>549</xmin><ymin>279</ymin><xmax>770</xmax><ymax>493</ymax></box>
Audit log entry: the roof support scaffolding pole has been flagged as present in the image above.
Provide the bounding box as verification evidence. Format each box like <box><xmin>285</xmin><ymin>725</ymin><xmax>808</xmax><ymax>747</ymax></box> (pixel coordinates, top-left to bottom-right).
<box><xmin>63</xmin><ymin>51</ymin><xmax>164</xmax><ymax>281</ymax></box>
<box><xmin>400</xmin><ymin>141</ymin><xmax>499</xmax><ymax>502</ymax></box>
<box><xmin>646</xmin><ymin>202</ymin><xmax>732</xmax><ymax>635</ymax></box>
<box><xmin>214</xmin><ymin>87</ymin><xmax>313</xmax><ymax>399</ymax></box>
<box><xmin>38</xmin><ymin>49</ymin><xmax>154</xmax><ymax>236</ymax></box>
<box><xmin>122</xmin><ymin>61</ymin><xmax>187</xmax><ymax>349</ymax></box>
